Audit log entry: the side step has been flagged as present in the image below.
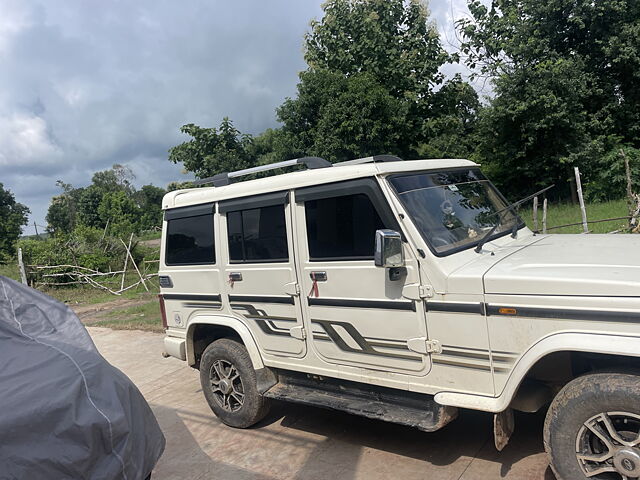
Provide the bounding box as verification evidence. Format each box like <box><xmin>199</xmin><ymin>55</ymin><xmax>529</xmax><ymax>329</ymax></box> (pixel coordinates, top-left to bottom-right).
<box><xmin>262</xmin><ymin>371</ymin><xmax>457</xmax><ymax>432</ymax></box>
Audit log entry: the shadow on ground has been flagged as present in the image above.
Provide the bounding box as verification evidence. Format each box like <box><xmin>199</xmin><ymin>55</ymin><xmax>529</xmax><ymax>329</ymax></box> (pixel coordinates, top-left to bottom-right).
<box><xmin>151</xmin><ymin>399</ymin><xmax>556</xmax><ymax>480</ymax></box>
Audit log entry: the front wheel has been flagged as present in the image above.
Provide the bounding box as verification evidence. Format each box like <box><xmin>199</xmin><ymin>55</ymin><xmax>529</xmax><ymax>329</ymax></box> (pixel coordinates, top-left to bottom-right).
<box><xmin>544</xmin><ymin>372</ymin><xmax>640</xmax><ymax>480</ymax></box>
<box><xmin>199</xmin><ymin>338</ymin><xmax>270</xmax><ymax>428</ymax></box>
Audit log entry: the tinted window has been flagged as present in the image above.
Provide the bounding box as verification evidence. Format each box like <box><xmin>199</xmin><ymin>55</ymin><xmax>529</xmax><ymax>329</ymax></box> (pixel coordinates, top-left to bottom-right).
<box><xmin>166</xmin><ymin>214</ymin><xmax>215</xmax><ymax>265</ymax></box>
<box><xmin>305</xmin><ymin>194</ymin><xmax>385</xmax><ymax>260</ymax></box>
<box><xmin>227</xmin><ymin>205</ymin><xmax>289</xmax><ymax>262</ymax></box>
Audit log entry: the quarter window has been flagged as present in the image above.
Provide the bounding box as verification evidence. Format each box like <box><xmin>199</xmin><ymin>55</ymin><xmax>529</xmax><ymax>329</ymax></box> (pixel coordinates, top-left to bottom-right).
<box><xmin>305</xmin><ymin>194</ymin><xmax>385</xmax><ymax>260</ymax></box>
<box><xmin>166</xmin><ymin>214</ymin><xmax>215</xmax><ymax>265</ymax></box>
<box><xmin>227</xmin><ymin>205</ymin><xmax>289</xmax><ymax>262</ymax></box>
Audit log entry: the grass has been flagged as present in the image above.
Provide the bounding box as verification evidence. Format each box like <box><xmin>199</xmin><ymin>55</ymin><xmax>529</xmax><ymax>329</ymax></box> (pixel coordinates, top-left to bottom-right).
<box><xmin>41</xmin><ymin>276</ymin><xmax>159</xmax><ymax>306</ymax></box>
<box><xmin>94</xmin><ymin>299</ymin><xmax>164</xmax><ymax>333</ymax></box>
<box><xmin>137</xmin><ymin>230</ymin><xmax>162</xmax><ymax>242</ymax></box>
<box><xmin>0</xmin><ymin>262</ymin><xmax>20</xmax><ymax>282</ymax></box>
<box><xmin>521</xmin><ymin>198</ymin><xmax>630</xmax><ymax>234</ymax></box>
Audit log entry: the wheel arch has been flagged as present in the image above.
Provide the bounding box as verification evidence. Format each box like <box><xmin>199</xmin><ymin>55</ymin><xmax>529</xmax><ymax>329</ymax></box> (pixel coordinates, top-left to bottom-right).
<box><xmin>435</xmin><ymin>332</ymin><xmax>640</xmax><ymax>412</ymax></box>
<box><xmin>186</xmin><ymin>315</ymin><xmax>264</xmax><ymax>370</ymax></box>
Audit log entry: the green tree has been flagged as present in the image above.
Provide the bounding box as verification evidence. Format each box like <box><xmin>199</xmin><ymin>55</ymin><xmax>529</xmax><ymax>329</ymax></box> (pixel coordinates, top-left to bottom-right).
<box><xmin>277</xmin><ymin>0</ymin><xmax>476</xmax><ymax>161</ymax></box>
<box><xmin>77</xmin><ymin>185</ymin><xmax>105</xmax><ymax>229</ymax></box>
<box><xmin>91</xmin><ymin>164</ymin><xmax>135</xmax><ymax>194</ymax></box>
<box><xmin>278</xmin><ymin>71</ymin><xmax>411</xmax><ymax>161</ymax></box>
<box><xmin>0</xmin><ymin>183</ymin><xmax>30</xmax><ymax>263</ymax></box>
<box><xmin>474</xmin><ymin>57</ymin><xmax>597</xmax><ymax>197</ymax></box>
<box><xmin>168</xmin><ymin>118</ymin><xmax>254</xmax><ymax>178</ymax></box>
<box><xmin>45</xmin><ymin>181</ymin><xmax>83</xmax><ymax>234</ymax></box>
<box><xmin>417</xmin><ymin>75</ymin><xmax>481</xmax><ymax>158</ymax></box>
<box><xmin>97</xmin><ymin>190</ymin><xmax>140</xmax><ymax>237</ymax></box>
<box><xmin>459</xmin><ymin>0</ymin><xmax>640</xmax><ymax>198</ymax></box>
<box><xmin>305</xmin><ymin>0</ymin><xmax>448</xmax><ymax>102</ymax></box>
<box><xmin>134</xmin><ymin>184</ymin><xmax>166</xmax><ymax>230</ymax></box>
<box><xmin>46</xmin><ymin>195</ymin><xmax>75</xmax><ymax>234</ymax></box>
<box><xmin>250</xmin><ymin>128</ymin><xmax>301</xmax><ymax>166</ymax></box>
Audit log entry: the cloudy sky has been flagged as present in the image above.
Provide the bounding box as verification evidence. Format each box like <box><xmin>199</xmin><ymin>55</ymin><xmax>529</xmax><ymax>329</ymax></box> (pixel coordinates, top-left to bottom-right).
<box><xmin>0</xmin><ymin>0</ymin><xmax>472</xmax><ymax>234</ymax></box>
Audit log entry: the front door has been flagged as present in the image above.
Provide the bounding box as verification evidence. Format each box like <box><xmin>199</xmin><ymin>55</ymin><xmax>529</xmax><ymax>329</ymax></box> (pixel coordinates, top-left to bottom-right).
<box><xmin>293</xmin><ymin>178</ymin><xmax>431</xmax><ymax>375</ymax></box>
<box><xmin>220</xmin><ymin>192</ymin><xmax>306</xmax><ymax>358</ymax></box>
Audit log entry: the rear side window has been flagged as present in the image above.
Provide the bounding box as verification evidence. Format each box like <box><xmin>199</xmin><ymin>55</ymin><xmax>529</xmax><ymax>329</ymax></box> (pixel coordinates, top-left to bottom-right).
<box><xmin>166</xmin><ymin>214</ymin><xmax>215</xmax><ymax>265</ymax></box>
<box><xmin>305</xmin><ymin>194</ymin><xmax>385</xmax><ymax>260</ymax></box>
<box><xmin>227</xmin><ymin>205</ymin><xmax>289</xmax><ymax>263</ymax></box>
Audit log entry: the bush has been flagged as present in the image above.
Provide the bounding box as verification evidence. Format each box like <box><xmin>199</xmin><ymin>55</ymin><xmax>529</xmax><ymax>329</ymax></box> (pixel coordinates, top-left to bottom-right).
<box><xmin>585</xmin><ymin>145</ymin><xmax>640</xmax><ymax>202</ymax></box>
<box><xmin>19</xmin><ymin>226</ymin><xmax>153</xmax><ymax>286</ymax></box>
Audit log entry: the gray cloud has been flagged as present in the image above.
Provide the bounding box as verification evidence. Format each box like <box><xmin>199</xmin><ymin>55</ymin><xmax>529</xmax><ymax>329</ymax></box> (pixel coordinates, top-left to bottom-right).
<box><xmin>0</xmin><ymin>0</ymin><xmax>472</xmax><ymax>235</ymax></box>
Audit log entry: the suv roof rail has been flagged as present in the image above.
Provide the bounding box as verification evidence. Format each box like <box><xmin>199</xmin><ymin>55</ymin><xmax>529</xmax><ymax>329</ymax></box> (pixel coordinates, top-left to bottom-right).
<box><xmin>193</xmin><ymin>156</ymin><xmax>332</xmax><ymax>187</ymax></box>
<box><xmin>334</xmin><ymin>155</ymin><xmax>403</xmax><ymax>167</ymax></box>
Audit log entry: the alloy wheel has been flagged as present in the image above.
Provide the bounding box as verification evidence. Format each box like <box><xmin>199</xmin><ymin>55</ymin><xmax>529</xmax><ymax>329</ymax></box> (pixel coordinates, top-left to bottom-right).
<box><xmin>209</xmin><ymin>359</ymin><xmax>244</xmax><ymax>412</ymax></box>
<box><xmin>576</xmin><ymin>411</ymin><xmax>640</xmax><ymax>479</ymax></box>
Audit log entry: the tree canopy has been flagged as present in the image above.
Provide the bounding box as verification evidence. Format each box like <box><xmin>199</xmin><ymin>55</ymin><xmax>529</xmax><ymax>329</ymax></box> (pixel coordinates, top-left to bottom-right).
<box><xmin>277</xmin><ymin>71</ymin><xmax>411</xmax><ymax>161</ymax></box>
<box><xmin>168</xmin><ymin>119</ymin><xmax>254</xmax><ymax>179</ymax></box>
<box><xmin>45</xmin><ymin>165</ymin><xmax>165</xmax><ymax>237</ymax></box>
<box><xmin>0</xmin><ymin>183</ymin><xmax>30</xmax><ymax>263</ymax></box>
<box><xmin>304</xmin><ymin>0</ymin><xmax>448</xmax><ymax>102</ymax></box>
<box><xmin>460</xmin><ymin>0</ymin><xmax>640</xmax><ymax>198</ymax></box>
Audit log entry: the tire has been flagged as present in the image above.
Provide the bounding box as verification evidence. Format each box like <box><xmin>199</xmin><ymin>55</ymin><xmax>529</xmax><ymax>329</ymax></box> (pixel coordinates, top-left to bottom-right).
<box><xmin>544</xmin><ymin>372</ymin><xmax>640</xmax><ymax>480</ymax></box>
<box><xmin>199</xmin><ymin>338</ymin><xmax>270</xmax><ymax>428</ymax></box>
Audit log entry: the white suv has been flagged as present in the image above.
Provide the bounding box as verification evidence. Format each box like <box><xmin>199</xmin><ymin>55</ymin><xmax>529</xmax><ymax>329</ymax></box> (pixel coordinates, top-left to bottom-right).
<box><xmin>159</xmin><ymin>155</ymin><xmax>640</xmax><ymax>480</ymax></box>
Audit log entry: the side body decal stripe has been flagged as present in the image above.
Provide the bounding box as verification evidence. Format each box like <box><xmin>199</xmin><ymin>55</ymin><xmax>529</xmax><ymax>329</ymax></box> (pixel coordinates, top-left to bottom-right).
<box><xmin>308</xmin><ymin>297</ymin><xmax>416</xmax><ymax>311</ymax></box>
<box><xmin>163</xmin><ymin>293</ymin><xmax>221</xmax><ymax>302</ymax></box>
<box><xmin>229</xmin><ymin>295</ymin><xmax>295</xmax><ymax>305</ymax></box>
<box><xmin>426</xmin><ymin>302</ymin><xmax>485</xmax><ymax>315</ymax></box>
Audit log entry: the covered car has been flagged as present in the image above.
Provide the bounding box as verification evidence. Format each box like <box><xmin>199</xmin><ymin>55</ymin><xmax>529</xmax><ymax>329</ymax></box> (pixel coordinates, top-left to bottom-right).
<box><xmin>0</xmin><ymin>276</ymin><xmax>165</xmax><ymax>479</ymax></box>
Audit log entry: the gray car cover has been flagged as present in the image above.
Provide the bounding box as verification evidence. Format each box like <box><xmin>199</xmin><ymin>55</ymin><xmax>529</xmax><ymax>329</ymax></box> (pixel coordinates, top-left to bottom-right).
<box><xmin>0</xmin><ymin>276</ymin><xmax>165</xmax><ymax>480</ymax></box>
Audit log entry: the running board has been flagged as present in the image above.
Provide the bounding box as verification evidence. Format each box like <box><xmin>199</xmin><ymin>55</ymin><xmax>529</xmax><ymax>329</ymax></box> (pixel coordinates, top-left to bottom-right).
<box><xmin>262</xmin><ymin>371</ymin><xmax>457</xmax><ymax>432</ymax></box>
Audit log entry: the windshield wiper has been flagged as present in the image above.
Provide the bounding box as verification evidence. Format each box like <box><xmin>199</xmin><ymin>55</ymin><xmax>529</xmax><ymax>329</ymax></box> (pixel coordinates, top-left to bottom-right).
<box><xmin>474</xmin><ymin>184</ymin><xmax>554</xmax><ymax>253</ymax></box>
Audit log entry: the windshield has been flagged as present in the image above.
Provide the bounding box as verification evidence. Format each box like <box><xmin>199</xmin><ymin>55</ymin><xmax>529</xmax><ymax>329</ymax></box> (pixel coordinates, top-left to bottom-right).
<box><xmin>388</xmin><ymin>169</ymin><xmax>521</xmax><ymax>255</ymax></box>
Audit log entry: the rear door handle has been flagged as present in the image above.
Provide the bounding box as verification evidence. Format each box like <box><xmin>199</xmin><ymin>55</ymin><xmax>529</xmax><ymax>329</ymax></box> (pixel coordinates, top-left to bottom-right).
<box><xmin>229</xmin><ymin>272</ymin><xmax>243</xmax><ymax>282</ymax></box>
<box><xmin>310</xmin><ymin>271</ymin><xmax>327</xmax><ymax>282</ymax></box>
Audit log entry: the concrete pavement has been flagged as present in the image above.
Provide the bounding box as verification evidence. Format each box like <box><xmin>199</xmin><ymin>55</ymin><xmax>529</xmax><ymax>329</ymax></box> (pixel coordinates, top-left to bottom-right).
<box><xmin>88</xmin><ymin>327</ymin><xmax>555</xmax><ymax>480</ymax></box>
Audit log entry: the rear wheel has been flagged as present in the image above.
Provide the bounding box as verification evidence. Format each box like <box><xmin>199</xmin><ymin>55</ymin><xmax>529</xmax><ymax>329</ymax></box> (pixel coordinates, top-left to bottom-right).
<box><xmin>199</xmin><ymin>338</ymin><xmax>270</xmax><ymax>428</ymax></box>
<box><xmin>544</xmin><ymin>372</ymin><xmax>640</xmax><ymax>480</ymax></box>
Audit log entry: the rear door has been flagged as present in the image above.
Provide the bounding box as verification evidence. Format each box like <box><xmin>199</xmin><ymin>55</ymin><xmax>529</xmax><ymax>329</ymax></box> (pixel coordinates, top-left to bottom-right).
<box><xmin>219</xmin><ymin>191</ymin><xmax>306</xmax><ymax>358</ymax></box>
<box><xmin>293</xmin><ymin>178</ymin><xmax>431</xmax><ymax>375</ymax></box>
<box><xmin>160</xmin><ymin>202</ymin><xmax>223</xmax><ymax>330</ymax></box>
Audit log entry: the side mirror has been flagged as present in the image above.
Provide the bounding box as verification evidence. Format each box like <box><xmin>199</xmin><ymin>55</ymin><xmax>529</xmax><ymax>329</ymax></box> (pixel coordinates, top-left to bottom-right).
<box><xmin>374</xmin><ymin>229</ymin><xmax>404</xmax><ymax>268</ymax></box>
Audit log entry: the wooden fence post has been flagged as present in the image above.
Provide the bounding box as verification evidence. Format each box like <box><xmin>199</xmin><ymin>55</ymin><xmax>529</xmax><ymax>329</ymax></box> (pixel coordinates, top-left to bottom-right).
<box><xmin>533</xmin><ymin>196</ymin><xmax>539</xmax><ymax>232</ymax></box>
<box><xmin>120</xmin><ymin>233</ymin><xmax>133</xmax><ymax>291</ymax></box>
<box><xmin>622</xmin><ymin>149</ymin><xmax>633</xmax><ymax>198</ymax></box>
<box><xmin>621</xmin><ymin>148</ymin><xmax>638</xmax><ymax>232</ymax></box>
<box><xmin>574</xmin><ymin>167</ymin><xmax>589</xmax><ymax>233</ymax></box>
<box><xmin>17</xmin><ymin>248</ymin><xmax>28</xmax><ymax>285</ymax></box>
<box><xmin>542</xmin><ymin>198</ymin><xmax>548</xmax><ymax>234</ymax></box>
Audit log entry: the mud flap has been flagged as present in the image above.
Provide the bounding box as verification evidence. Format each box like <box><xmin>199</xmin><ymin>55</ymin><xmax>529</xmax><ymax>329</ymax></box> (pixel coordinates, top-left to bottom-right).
<box><xmin>494</xmin><ymin>408</ymin><xmax>514</xmax><ymax>451</ymax></box>
<box><xmin>255</xmin><ymin>367</ymin><xmax>278</xmax><ymax>394</ymax></box>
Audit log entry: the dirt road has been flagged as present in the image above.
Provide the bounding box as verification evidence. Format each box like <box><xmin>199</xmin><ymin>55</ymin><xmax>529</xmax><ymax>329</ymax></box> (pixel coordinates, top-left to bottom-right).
<box><xmin>88</xmin><ymin>327</ymin><xmax>554</xmax><ymax>480</ymax></box>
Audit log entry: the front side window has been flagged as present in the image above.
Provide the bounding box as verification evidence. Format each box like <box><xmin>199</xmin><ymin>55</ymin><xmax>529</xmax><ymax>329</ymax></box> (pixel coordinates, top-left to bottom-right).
<box><xmin>166</xmin><ymin>214</ymin><xmax>215</xmax><ymax>265</ymax></box>
<box><xmin>227</xmin><ymin>205</ymin><xmax>289</xmax><ymax>262</ymax></box>
<box><xmin>305</xmin><ymin>193</ymin><xmax>385</xmax><ymax>260</ymax></box>
<box><xmin>389</xmin><ymin>169</ymin><xmax>521</xmax><ymax>255</ymax></box>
